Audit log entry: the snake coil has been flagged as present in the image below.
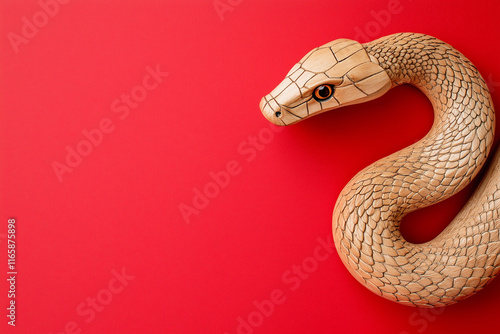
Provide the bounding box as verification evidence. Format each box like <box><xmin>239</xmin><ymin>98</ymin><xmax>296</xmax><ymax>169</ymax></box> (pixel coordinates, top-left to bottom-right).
<box><xmin>260</xmin><ymin>33</ymin><xmax>499</xmax><ymax>307</ymax></box>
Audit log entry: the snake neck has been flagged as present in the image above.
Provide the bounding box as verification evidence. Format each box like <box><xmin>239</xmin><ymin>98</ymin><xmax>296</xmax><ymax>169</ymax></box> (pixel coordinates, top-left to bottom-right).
<box><xmin>332</xmin><ymin>33</ymin><xmax>496</xmax><ymax>306</ymax></box>
<box><xmin>359</xmin><ymin>32</ymin><xmax>496</xmax><ymax>221</ymax></box>
<box><xmin>364</xmin><ymin>33</ymin><xmax>490</xmax><ymax>115</ymax></box>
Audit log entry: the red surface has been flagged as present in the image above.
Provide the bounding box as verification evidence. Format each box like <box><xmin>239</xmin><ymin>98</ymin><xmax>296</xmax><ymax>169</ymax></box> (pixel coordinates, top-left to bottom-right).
<box><xmin>1</xmin><ymin>0</ymin><xmax>500</xmax><ymax>333</ymax></box>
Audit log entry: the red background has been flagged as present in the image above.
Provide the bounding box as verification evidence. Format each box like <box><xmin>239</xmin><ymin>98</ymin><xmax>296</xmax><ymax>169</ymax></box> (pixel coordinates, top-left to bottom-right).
<box><xmin>1</xmin><ymin>0</ymin><xmax>500</xmax><ymax>333</ymax></box>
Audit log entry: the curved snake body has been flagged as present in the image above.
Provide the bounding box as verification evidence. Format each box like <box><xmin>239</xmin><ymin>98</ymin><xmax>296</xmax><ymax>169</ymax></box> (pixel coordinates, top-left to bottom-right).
<box><xmin>260</xmin><ymin>33</ymin><xmax>499</xmax><ymax>307</ymax></box>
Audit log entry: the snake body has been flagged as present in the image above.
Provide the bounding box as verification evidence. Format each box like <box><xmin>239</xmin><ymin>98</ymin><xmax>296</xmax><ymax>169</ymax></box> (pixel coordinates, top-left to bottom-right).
<box><xmin>259</xmin><ymin>33</ymin><xmax>499</xmax><ymax>307</ymax></box>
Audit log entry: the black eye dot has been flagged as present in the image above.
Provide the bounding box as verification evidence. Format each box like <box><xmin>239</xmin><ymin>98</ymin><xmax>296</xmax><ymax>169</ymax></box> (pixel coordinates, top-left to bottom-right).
<box><xmin>317</xmin><ymin>86</ymin><xmax>330</xmax><ymax>98</ymax></box>
<box><xmin>275</xmin><ymin>111</ymin><xmax>282</xmax><ymax>118</ymax></box>
<box><xmin>313</xmin><ymin>85</ymin><xmax>334</xmax><ymax>101</ymax></box>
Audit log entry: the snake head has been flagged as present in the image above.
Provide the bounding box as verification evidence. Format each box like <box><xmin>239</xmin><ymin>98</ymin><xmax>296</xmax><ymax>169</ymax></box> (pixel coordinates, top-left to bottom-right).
<box><xmin>260</xmin><ymin>39</ymin><xmax>391</xmax><ymax>126</ymax></box>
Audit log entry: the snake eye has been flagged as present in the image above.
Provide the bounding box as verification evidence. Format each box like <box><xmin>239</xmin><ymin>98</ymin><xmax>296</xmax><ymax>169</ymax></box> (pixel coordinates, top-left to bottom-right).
<box><xmin>313</xmin><ymin>85</ymin><xmax>334</xmax><ymax>102</ymax></box>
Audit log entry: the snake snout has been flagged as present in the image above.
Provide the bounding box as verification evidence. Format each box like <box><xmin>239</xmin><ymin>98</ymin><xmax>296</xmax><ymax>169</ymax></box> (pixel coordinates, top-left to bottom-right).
<box><xmin>260</xmin><ymin>96</ymin><xmax>285</xmax><ymax>126</ymax></box>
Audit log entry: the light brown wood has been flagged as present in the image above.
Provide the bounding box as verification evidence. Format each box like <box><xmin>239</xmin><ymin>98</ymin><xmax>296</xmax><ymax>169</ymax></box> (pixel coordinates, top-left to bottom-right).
<box><xmin>260</xmin><ymin>33</ymin><xmax>498</xmax><ymax>307</ymax></box>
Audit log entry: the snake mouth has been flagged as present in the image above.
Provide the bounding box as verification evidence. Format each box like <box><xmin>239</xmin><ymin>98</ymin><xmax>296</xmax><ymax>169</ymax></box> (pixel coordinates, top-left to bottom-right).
<box><xmin>261</xmin><ymin>95</ymin><xmax>328</xmax><ymax>126</ymax></box>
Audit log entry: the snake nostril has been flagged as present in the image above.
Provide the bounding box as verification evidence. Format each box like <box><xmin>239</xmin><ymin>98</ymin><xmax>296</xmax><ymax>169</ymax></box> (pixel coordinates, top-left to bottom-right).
<box><xmin>275</xmin><ymin>111</ymin><xmax>282</xmax><ymax>118</ymax></box>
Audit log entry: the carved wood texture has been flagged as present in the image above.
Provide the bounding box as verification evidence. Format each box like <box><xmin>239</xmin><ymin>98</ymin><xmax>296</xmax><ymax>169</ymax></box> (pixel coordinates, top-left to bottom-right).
<box><xmin>260</xmin><ymin>33</ymin><xmax>499</xmax><ymax>307</ymax></box>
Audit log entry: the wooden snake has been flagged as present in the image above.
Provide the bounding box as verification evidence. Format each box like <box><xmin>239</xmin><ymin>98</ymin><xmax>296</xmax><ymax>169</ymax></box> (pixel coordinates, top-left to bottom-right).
<box><xmin>259</xmin><ymin>33</ymin><xmax>499</xmax><ymax>307</ymax></box>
